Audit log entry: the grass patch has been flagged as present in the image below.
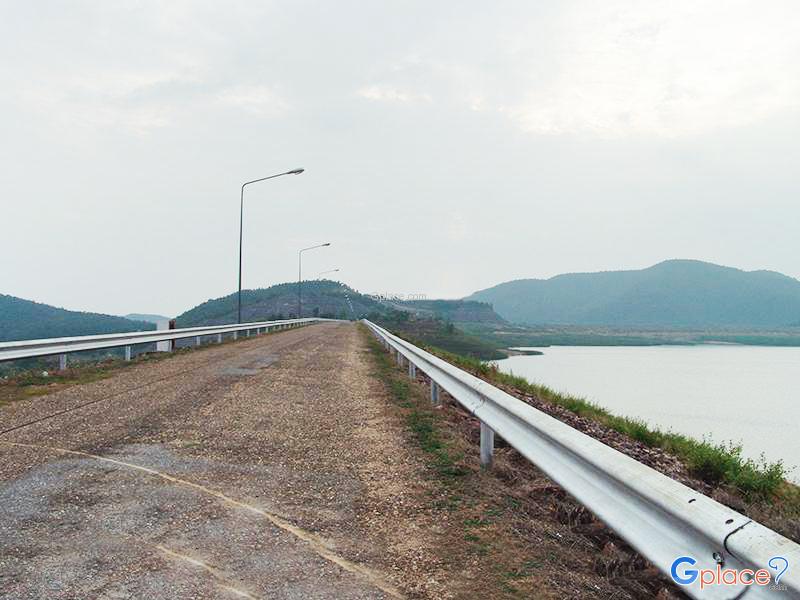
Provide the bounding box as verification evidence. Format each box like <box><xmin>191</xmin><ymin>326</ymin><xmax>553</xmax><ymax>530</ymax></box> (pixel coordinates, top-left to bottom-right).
<box><xmin>364</xmin><ymin>329</ymin><xmax>467</xmax><ymax>485</ymax></box>
<box><xmin>359</xmin><ymin>323</ymin><xmax>686</xmax><ymax>596</ymax></box>
<box><xmin>401</xmin><ymin>340</ymin><xmax>791</xmax><ymax>503</ymax></box>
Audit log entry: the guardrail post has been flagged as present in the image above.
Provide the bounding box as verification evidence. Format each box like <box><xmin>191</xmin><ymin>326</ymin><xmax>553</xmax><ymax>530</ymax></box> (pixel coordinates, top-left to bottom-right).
<box><xmin>396</xmin><ymin>352</ymin><xmax>404</xmax><ymax>367</ymax></box>
<box><xmin>217</xmin><ymin>333</ymin><xmax>223</xmax><ymax>343</ymax></box>
<box><xmin>195</xmin><ymin>336</ymin><xmax>201</xmax><ymax>346</ymax></box>
<box><xmin>156</xmin><ymin>319</ymin><xmax>171</xmax><ymax>353</ymax></box>
<box><xmin>124</xmin><ymin>346</ymin><xmax>132</xmax><ymax>361</ymax></box>
<box><xmin>169</xmin><ymin>319</ymin><xmax>176</xmax><ymax>352</ymax></box>
<box><xmin>233</xmin><ymin>331</ymin><xmax>238</xmax><ymax>340</ymax></box>
<box><xmin>58</xmin><ymin>353</ymin><xmax>67</xmax><ymax>371</ymax></box>
<box><xmin>431</xmin><ymin>381</ymin><xmax>440</xmax><ymax>407</ymax></box>
<box><xmin>480</xmin><ymin>422</ymin><xmax>494</xmax><ymax>468</ymax></box>
<box><xmin>246</xmin><ymin>329</ymin><xmax>250</xmax><ymax>337</ymax></box>
<box><xmin>408</xmin><ymin>362</ymin><xmax>416</xmax><ymax>379</ymax></box>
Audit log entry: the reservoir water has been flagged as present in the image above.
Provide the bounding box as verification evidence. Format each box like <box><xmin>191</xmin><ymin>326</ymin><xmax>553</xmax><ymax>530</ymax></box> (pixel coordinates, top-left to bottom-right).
<box><xmin>495</xmin><ymin>345</ymin><xmax>799</xmax><ymax>482</ymax></box>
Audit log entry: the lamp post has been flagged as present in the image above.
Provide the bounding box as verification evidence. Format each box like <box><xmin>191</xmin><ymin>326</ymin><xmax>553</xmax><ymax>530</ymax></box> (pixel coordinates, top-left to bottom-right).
<box><xmin>238</xmin><ymin>168</ymin><xmax>304</xmax><ymax>323</ymax></box>
<box><xmin>318</xmin><ymin>268</ymin><xmax>340</xmax><ymax>279</ymax></box>
<box><xmin>298</xmin><ymin>243</ymin><xmax>331</xmax><ymax>318</ymax></box>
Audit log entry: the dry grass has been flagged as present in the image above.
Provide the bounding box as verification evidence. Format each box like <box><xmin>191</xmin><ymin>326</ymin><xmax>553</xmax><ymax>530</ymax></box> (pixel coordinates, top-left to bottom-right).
<box><xmin>361</xmin><ymin>324</ymin><xmax>680</xmax><ymax>599</ymax></box>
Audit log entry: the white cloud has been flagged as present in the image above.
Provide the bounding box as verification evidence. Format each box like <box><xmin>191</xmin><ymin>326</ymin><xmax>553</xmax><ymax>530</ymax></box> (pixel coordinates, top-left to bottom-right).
<box><xmin>14</xmin><ymin>71</ymin><xmax>196</xmax><ymax>136</ymax></box>
<box><xmin>215</xmin><ymin>84</ymin><xmax>289</xmax><ymax>117</ymax></box>
<box><xmin>502</xmin><ymin>1</ymin><xmax>800</xmax><ymax>137</ymax></box>
<box><xmin>3</xmin><ymin>0</ymin><xmax>800</xmax><ymax>315</ymax></box>
<box><xmin>357</xmin><ymin>84</ymin><xmax>431</xmax><ymax>104</ymax></box>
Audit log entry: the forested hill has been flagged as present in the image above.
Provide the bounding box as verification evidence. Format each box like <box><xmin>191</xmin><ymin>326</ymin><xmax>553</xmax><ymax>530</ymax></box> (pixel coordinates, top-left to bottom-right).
<box><xmin>400</xmin><ymin>299</ymin><xmax>504</xmax><ymax>323</ymax></box>
<box><xmin>176</xmin><ymin>280</ymin><xmax>506</xmax><ymax>327</ymax></box>
<box><xmin>468</xmin><ymin>260</ymin><xmax>800</xmax><ymax>328</ymax></box>
<box><xmin>0</xmin><ymin>294</ymin><xmax>154</xmax><ymax>342</ymax></box>
<box><xmin>175</xmin><ymin>280</ymin><xmax>387</xmax><ymax>326</ymax></box>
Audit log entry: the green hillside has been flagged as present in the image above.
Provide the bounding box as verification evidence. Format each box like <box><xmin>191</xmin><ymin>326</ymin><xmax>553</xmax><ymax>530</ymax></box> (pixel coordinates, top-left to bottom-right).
<box><xmin>468</xmin><ymin>260</ymin><xmax>800</xmax><ymax>328</ymax></box>
<box><xmin>400</xmin><ymin>299</ymin><xmax>504</xmax><ymax>323</ymax></box>
<box><xmin>0</xmin><ymin>294</ymin><xmax>154</xmax><ymax>342</ymax></box>
<box><xmin>176</xmin><ymin>280</ymin><xmax>388</xmax><ymax>326</ymax></box>
<box><xmin>374</xmin><ymin>311</ymin><xmax>505</xmax><ymax>360</ymax></box>
<box><xmin>177</xmin><ymin>280</ymin><xmax>506</xmax><ymax>327</ymax></box>
<box><xmin>175</xmin><ymin>281</ymin><xmax>506</xmax><ymax>359</ymax></box>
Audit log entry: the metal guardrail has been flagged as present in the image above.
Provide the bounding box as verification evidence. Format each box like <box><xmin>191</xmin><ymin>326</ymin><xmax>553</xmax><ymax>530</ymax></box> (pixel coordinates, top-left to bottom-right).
<box><xmin>0</xmin><ymin>318</ymin><xmax>323</xmax><ymax>367</ymax></box>
<box><xmin>363</xmin><ymin>320</ymin><xmax>800</xmax><ymax>599</ymax></box>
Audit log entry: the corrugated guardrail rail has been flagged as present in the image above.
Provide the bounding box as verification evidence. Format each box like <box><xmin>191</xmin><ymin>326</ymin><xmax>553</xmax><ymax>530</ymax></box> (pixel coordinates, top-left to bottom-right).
<box><xmin>0</xmin><ymin>318</ymin><xmax>323</xmax><ymax>367</ymax></box>
<box><xmin>364</xmin><ymin>319</ymin><xmax>800</xmax><ymax>599</ymax></box>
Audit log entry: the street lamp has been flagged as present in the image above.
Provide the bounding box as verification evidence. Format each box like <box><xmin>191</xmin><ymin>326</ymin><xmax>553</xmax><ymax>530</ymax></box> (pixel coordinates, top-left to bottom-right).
<box><xmin>318</xmin><ymin>268</ymin><xmax>340</xmax><ymax>279</ymax></box>
<box><xmin>298</xmin><ymin>243</ymin><xmax>331</xmax><ymax>318</ymax></box>
<box><xmin>238</xmin><ymin>168</ymin><xmax>304</xmax><ymax>323</ymax></box>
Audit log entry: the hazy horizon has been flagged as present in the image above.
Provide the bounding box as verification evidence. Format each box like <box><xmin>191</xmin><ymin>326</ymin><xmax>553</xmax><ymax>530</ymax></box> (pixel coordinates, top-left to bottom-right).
<box><xmin>3</xmin><ymin>2</ymin><xmax>800</xmax><ymax>316</ymax></box>
<box><xmin>6</xmin><ymin>256</ymin><xmax>799</xmax><ymax>320</ymax></box>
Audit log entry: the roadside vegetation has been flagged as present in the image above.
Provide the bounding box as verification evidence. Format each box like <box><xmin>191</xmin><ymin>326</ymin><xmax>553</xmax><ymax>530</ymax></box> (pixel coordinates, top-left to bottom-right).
<box><xmin>361</xmin><ymin>324</ymin><xmax>677</xmax><ymax>598</ymax></box>
<box><xmin>371</xmin><ymin>311</ymin><xmax>505</xmax><ymax>360</ymax></box>
<box><xmin>370</xmin><ymin>325</ymin><xmax>800</xmax><ymax>544</ymax></box>
<box><xmin>459</xmin><ymin>321</ymin><xmax>800</xmax><ymax>348</ymax></box>
<box><xmin>424</xmin><ymin>344</ymin><xmax>795</xmax><ymax>502</ymax></box>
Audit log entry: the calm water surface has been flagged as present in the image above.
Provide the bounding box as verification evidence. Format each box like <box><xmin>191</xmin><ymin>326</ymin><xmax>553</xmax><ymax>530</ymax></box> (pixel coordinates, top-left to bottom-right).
<box><xmin>495</xmin><ymin>345</ymin><xmax>799</xmax><ymax>481</ymax></box>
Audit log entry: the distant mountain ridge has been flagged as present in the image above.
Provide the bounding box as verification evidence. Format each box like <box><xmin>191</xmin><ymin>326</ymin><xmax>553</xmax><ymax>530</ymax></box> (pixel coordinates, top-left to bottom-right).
<box><xmin>467</xmin><ymin>260</ymin><xmax>800</xmax><ymax>328</ymax></box>
<box><xmin>124</xmin><ymin>313</ymin><xmax>171</xmax><ymax>324</ymax></box>
<box><xmin>0</xmin><ymin>294</ymin><xmax>154</xmax><ymax>342</ymax></box>
<box><xmin>176</xmin><ymin>280</ymin><xmax>504</xmax><ymax>327</ymax></box>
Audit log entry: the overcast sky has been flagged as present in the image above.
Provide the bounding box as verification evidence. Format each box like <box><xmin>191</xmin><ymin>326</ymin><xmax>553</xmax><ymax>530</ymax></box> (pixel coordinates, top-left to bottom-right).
<box><xmin>2</xmin><ymin>1</ymin><xmax>799</xmax><ymax>317</ymax></box>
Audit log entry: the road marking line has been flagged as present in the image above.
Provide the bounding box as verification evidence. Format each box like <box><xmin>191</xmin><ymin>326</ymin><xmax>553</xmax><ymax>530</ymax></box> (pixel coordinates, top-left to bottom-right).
<box><xmin>0</xmin><ymin>441</ymin><xmax>404</xmax><ymax>599</ymax></box>
<box><xmin>155</xmin><ymin>544</ymin><xmax>259</xmax><ymax>599</ymax></box>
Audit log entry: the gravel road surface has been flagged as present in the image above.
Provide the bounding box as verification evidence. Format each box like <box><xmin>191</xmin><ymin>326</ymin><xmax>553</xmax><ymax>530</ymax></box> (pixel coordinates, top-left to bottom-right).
<box><xmin>0</xmin><ymin>322</ymin><xmax>436</xmax><ymax>599</ymax></box>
